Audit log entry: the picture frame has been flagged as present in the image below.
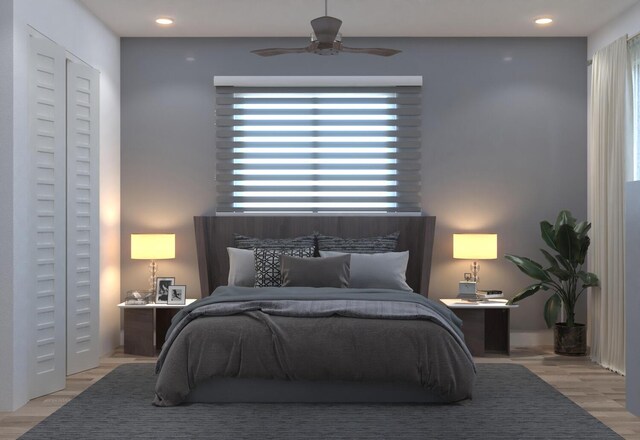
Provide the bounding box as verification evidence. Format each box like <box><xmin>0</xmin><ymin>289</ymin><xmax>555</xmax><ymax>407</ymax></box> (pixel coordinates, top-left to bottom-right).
<box><xmin>167</xmin><ymin>285</ymin><xmax>187</xmax><ymax>305</ymax></box>
<box><xmin>155</xmin><ymin>277</ymin><xmax>175</xmax><ymax>304</ymax></box>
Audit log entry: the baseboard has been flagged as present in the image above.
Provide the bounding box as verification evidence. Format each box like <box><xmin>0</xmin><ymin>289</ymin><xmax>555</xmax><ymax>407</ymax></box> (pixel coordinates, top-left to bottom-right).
<box><xmin>511</xmin><ymin>330</ymin><xmax>553</xmax><ymax>348</ymax></box>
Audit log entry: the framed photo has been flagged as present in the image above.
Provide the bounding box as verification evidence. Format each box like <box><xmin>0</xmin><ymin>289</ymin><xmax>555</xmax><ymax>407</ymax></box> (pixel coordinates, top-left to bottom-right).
<box><xmin>155</xmin><ymin>277</ymin><xmax>175</xmax><ymax>303</ymax></box>
<box><xmin>167</xmin><ymin>285</ymin><xmax>187</xmax><ymax>305</ymax></box>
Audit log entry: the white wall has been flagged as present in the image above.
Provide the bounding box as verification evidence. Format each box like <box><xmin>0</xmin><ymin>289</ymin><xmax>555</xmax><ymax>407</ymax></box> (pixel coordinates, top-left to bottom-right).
<box><xmin>588</xmin><ymin>1</ymin><xmax>640</xmax><ymax>416</ymax></box>
<box><xmin>0</xmin><ymin>0</ymin><xmax>120</xmax><ymax>411</ymax></box>
<box><xmin>588</xmin><ymin>1</ymin><xmax>640</xmax><ymax>57</ymax></box>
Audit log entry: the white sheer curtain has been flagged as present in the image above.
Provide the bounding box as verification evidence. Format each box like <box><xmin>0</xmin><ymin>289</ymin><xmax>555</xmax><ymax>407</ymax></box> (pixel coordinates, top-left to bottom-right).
<box><xmin>587</xmin><ymin>36</ymin><xmax>630</xmax><ymax>374</ymax></box>
<box><xmin>630</xmin><ymin>37</ymin><xmax>640</xmax><ymax>181</ymax></box>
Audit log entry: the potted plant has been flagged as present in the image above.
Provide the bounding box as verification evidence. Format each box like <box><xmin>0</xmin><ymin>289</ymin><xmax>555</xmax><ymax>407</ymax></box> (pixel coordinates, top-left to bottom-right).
<box><xmin>505</xmin><ymin>210</ymin><xmax>599</xmax><ymax>355</ymax></box>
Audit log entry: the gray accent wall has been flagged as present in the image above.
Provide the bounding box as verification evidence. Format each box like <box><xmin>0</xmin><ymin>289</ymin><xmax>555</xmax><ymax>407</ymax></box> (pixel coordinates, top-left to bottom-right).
<box><xmin>121</xmin><ymin>37</ymin><xmax>587</xmax><ymax>332</ymax></box>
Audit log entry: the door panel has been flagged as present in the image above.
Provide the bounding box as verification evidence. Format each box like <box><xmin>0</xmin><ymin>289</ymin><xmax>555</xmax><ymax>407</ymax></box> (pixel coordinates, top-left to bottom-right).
<box><xmin>66</xmin><ymin>61</ymin><xmax>100</xmax><ymax>375</ymax></box>
<box><xmin>29</xmin><ymin>36</ymin><xmax>67</xmax><ymax>398</ymax></box>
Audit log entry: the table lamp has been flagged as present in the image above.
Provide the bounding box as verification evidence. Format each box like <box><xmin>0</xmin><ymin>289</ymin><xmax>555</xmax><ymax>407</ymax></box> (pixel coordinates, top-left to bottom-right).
<box><xmin>453</xmin><ymin>233</ymin><xmax>497</xmax><ymax>283</ymax></box>
<box><xmin>131</xmin><ymin>233</ymin><xmax>175</xmax><ymax>292</ymax></box>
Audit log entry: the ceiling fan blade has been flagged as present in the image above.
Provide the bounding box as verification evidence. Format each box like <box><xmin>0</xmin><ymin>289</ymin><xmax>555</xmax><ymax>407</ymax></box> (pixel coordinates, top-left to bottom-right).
<box><xmin>251</xmin><ymin>47</ymin><xmax>312</xmax><ymax>57</ymax></box>
<box><xmin>310</xmin><ymin>16</ymin><xmax>342</xmax><ymax>44</ymax></box>
<box><xmin>340</xmin><ymin>46</ymin><xmax>402</xmax><ymax>57</ymax></box>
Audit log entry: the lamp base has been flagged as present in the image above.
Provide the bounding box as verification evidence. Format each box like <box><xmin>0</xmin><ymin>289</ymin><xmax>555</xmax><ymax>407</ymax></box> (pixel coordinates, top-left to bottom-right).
<box><xmin>470</xmin><ymin>261</ymin><xmax>480</xmax><ymax>282</ymax></box>
<box><xmin>149</xmin><ymin>260</ymin><xmax>158</xmax><ymax>293</ymax></box>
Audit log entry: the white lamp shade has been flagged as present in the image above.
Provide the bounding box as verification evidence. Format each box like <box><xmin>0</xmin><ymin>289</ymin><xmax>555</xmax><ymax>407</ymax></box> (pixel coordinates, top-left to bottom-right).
<box><xmin>453</xmin><ymin>234</ymin><xmax>497</xmax><ymax>260</ymax></box>
<box><xmin>131</xmin><ymin>234</ymin><xmax>175</xmax><ymax>260</ymax></box>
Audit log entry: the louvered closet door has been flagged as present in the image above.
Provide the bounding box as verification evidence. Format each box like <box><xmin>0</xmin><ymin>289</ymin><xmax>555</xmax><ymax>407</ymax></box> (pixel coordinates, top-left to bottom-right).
<box><xmin>66</xmin><ymin>61</ymin><xmax>100</xmax><ymax>375</ymax></box>
<box><xmin>29</xmin><ymin>36</ymin><xmax>67</xmax><ymax>398</ymax></box>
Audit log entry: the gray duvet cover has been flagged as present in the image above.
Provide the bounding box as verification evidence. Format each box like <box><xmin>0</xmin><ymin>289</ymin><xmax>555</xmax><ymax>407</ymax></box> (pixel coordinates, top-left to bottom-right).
<box><xmin>154</xmin><ymin>287</ymin><xmax>476</xmax><ymax>406</ymax></box>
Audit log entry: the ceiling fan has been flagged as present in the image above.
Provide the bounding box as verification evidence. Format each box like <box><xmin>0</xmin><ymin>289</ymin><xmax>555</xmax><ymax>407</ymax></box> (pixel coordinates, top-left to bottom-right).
<box><xmin>251</xmin><ymin>0</ymin><xmax>401</xmax><ymax>57</ymax></box>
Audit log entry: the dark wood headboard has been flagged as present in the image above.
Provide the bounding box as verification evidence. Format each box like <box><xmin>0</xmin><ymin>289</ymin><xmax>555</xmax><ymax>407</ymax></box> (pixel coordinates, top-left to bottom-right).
<box><xmin>194</xmin><ymin>216</ymin><xmax>436</xmax><ymax>298</ymax></box>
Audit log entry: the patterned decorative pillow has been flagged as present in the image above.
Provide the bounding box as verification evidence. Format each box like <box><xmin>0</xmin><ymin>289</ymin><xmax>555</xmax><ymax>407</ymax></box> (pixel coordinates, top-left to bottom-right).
<box><xmin>254</xmin><ymin>247</ymin><xmax>315</xmax><ymax>287</ymax></box>
<box><xmin>316</xmin><ymin>231</ymin><xmax>400</xmax><ymax>254</ymax></box>
<box><xmin>235</xmin><ymin>234</ymin><xmax>316</xmax><ymax>251</ymax></box>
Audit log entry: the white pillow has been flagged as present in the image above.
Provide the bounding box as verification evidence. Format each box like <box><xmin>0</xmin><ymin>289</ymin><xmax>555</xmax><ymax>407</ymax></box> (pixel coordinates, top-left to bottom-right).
<box><xmin>319</xmin><ymin>250</ymin><xmax>412</xmax><ymax>292</ymax></box>
<box><xmin>227</xmin><ymin>247</ymin><xmax>255</xmax><ymax>286</ymax></box>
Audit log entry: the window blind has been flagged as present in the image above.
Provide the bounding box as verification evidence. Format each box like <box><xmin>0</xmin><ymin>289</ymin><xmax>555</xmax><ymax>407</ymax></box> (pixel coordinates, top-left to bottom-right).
<box><xmin>215</xmin><ymin>85</ymin><xmax>422</xmax><ymax>213</ymax></box>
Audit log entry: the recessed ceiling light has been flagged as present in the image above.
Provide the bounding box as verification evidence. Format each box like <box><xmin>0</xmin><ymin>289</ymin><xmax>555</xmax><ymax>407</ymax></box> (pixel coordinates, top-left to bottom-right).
<box><xmin>155</xmin><ymin>17</ymin><xmax>174</xmax><ymax>25</ymax></box>
<box><xmin>534</xmin><ymin>17</ymin><xmax>553</xmax><ymax>25</ymax></box>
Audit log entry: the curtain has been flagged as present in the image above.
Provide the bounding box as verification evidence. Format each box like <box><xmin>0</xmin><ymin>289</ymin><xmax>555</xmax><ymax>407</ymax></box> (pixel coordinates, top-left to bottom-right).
<box><xmin>587</xmin><ymin>36</ymin><xmax>630</xmax><ymax>374</ymax></box>
<box><xmin>630</xmin><ymin>37</ymin><xmax>640</xmax><ymax>181</ymax></box>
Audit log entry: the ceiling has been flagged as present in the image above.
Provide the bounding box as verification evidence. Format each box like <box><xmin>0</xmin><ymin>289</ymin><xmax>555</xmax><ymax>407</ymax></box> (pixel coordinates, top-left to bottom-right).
<box><xmin>79</xmin><ymin>0</ymin><xmax>639</xmax><ymax>38</ymax></box>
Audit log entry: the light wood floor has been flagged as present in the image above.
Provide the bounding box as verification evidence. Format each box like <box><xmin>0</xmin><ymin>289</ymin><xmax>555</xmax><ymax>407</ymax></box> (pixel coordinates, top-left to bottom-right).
<box><xmin>1</xmin><ymin>347</ymin><xmax>639</xmax><ymax>440</ymax></box>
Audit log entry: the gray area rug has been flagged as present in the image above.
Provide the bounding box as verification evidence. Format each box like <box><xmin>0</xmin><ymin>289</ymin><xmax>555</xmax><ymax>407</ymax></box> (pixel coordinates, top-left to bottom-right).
<box><xmin>21</xmin><ymin>363</ymin><xmax>621</xmax><ymax>440</ymax></box>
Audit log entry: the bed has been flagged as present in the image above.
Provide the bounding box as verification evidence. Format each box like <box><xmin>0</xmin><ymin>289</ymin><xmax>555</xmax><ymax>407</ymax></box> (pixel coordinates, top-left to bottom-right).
<box><xmin>153</xmin><ymin>215</ymin><xmax>476</xmax><ymax>406</ymax></box>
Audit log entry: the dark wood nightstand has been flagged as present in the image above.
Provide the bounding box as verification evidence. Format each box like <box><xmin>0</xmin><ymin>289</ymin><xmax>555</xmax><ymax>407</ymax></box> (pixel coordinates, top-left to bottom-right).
<box><xmin>117</xmin><ymin>299</ymin><xmax>196</xmax><ymax>357</ymax></box>
<box><xmin>440</xmin><ymin>298</ymin><xmax>518</xmax><ymax>357</ymax></box>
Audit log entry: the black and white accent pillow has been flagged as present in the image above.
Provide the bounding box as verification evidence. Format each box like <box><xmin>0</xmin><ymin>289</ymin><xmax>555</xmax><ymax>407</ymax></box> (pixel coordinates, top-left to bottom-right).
<box><xmin>316</xmin><ymin>231</ymin><xmax>400</xmax><ymax>254</ymax></box>
<box><xmin>254</xmin><ymin>247</ymin><xmax>314</xmax><ymax>287</ymax></box>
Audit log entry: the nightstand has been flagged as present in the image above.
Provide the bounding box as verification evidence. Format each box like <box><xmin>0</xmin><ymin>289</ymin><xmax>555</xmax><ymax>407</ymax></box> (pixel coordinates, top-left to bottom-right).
<box><xmin>117</xmin><ymin>299</ymin><xmax>196</xmax><ymax>357</ymax></box>
<box><xmin>440</xmin><ymin>298</ymin><xmax>518</xmax><ymax>357</ymax></box>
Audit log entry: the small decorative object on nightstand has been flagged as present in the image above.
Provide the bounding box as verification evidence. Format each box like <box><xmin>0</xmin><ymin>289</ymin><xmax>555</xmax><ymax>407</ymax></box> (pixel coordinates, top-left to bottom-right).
<box><xmin>440</xmin><ymin>298</ymin><xmax>517</xmax><ymax>357</ymax></box>
<box><xmin>458</xmin><ymin>280</ymin><xmax>478</xmax><ymax>299</ymax></box>
<box><xmin>167</xmin><ymin>285</ymin><xmax>187</xmax><ymax>305</ymax></box>
<box><xmin>124</xmin><ymin>289</ymin><xmax>154</xmax><ymax>305</ymax></box>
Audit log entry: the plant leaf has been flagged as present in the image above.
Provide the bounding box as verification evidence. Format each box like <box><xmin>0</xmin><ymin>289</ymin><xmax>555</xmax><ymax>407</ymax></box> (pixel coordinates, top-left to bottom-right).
<box><xmin>507</xmin><ymin>284</ymin><xmax>543</xmax><ymax>305</ymax></box>
<box><xmin>555</xmin><ymin>223</ymin><xmax>580</xmax><ymax>264</ymax></box>
<box><xmin>540</xmin><ymin>221</ymin><xmax>558</xmax><ymax>251</ymax></box>
<box><xmin>505</xmin><ymin>255</ymin><xmax>552</xmax><ymax>282</ymax></box>
<box><xmin>540</xmin><ymin>249</ymin><xmax>559</xmax><ymax>268</ymax></box>
<box><xmin>540</xmin><ymin>249</ymin><xmax>570</xmax><ymax>280</ymax></box>
<box><xmin>574</xmin><ymin>221</ymin><xmax>591</xmax><ymax>239</ymax></box>
<box><xmin>576</xmin><ymin>235</ymin><xmax>590</xmax><ymax>265</ymax></box>
<box><xmin>548</xmin><ymin>265</ymin><xmax>571</xmax><ymax>281</ymax></box>
<box><xmin>554</xmin><ymin>210</ymin><xmax>577</xmax><ymax>231</ymax></box>
<box><xmin>555</xmin><ymin>254</ymin><xmax>573</xmax><ymax>273</ymax></box>
<box><xmin>578</xmin><ymin>271</ymin><xmax>599</xmax><ymax>287</ymax></box>
<box><xmin>543</xmin><ymin>293</ymin><xmax>562</xmax><ymax>328</ymax></box>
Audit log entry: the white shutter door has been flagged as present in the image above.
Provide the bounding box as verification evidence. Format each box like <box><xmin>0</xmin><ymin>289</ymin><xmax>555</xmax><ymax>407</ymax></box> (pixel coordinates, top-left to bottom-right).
<box><xmin>29</xmin><ymin>36</ymin><xmax>67</xmax><ymax>398</ymax></box>
<box><xmin>66</xmin><ymin>61</ymin><xmax>100</xmax><ymax>375</ymax></box>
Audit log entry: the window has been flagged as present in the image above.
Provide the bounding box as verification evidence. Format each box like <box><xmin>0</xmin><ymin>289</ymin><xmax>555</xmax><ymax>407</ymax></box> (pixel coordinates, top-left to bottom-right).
<box><xmin>214</xmin><ymin>77</ymin><xmax>422</xmax><ymax>213</ymax></box>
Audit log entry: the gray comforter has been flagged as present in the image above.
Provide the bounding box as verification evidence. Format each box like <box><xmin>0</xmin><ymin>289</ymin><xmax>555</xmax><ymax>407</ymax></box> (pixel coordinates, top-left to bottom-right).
<box><xmin>154</xmin><ymin>287</ymin><xmax>476</xmax><ymax>406</ymax></box>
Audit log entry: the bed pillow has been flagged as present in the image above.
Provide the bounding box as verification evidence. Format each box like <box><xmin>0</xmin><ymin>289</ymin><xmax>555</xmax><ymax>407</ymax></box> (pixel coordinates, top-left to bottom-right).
<box><xmin>254</xmin><ymin>247</ymin><xmax>314</xmax><ymax>287</ymax></box>
<box><xmin>235</xmin><ymin>233</ymin><xmax>316</xmax><ymax>250</ymax></box>
<box><xmin>316</xmin><ymin>231</ymin><xmax>399</xmax><ymax>254</ymax></box>
<box><xmin>280</xmin><ymin>254</ymin><xmax>351</xmax><ymax>288</ymax></box>
<box><xmin>227</xmin><ymin>247</ymin><xmax>256</xmax><ymax>287</ymax></box>
<box><xmin>319</xmin><ymin>250</ymin><xmax>412</xmax><ymax>291</ymax></box>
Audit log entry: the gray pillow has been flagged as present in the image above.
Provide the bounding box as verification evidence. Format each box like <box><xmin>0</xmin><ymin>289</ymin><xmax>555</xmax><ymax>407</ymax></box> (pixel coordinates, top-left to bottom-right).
<box><xmin>227</xmin><ymin>247</ymin><xmax>255</xmax><ymax>287</ymax></box>
<box><xmin>319</xmin><ymin>250</ymin><xmax>412</xmax><ymax>291</ymax></box>
<box><xmin>280</xmin><ymin>254</ymin><xmax>351</xmax><ymax>288</ymax></box>
<box><xmin>316</xmin><ymin>231</ymin><xmax>399</xmax><ymax>254</ymax></box>
<box><xmin>235</xmin><ymin>233</ymin><xmax>316</xmax><ymax>250</ymax></box>
<box><xmin>254</xmin><ymin>247</ymin><xmax>315</xmax><ymax>287</ymax></box>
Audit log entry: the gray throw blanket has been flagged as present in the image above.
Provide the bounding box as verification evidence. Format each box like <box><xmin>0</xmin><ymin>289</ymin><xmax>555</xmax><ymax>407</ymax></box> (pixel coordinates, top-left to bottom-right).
<box><xmin>155</xmin><ymin>287</ymin><xmax>476</xmax><ymax>406</ymax></box>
